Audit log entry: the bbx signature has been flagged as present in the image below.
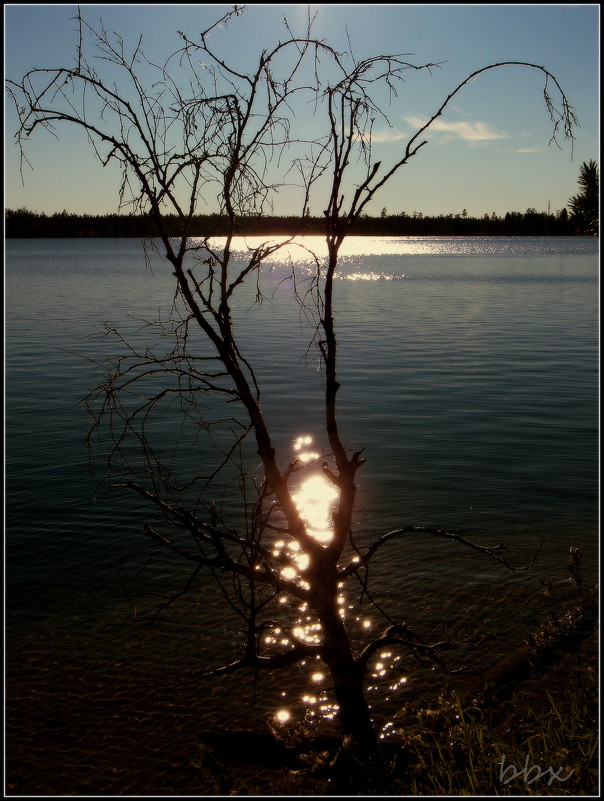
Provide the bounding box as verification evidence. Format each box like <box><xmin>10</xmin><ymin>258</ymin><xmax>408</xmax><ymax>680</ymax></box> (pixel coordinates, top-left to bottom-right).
<box><xmin>500</xmin><ymin>754</ymin><xmax>574</xmax><ymax>786</ymax></box>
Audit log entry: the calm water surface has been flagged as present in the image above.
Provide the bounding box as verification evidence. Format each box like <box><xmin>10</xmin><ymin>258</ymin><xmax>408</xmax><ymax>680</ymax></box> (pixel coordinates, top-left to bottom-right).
<box><xmin>5</xmin><ymin>236</ymin><xmax>599</xmax><ymax>792</ymax></box>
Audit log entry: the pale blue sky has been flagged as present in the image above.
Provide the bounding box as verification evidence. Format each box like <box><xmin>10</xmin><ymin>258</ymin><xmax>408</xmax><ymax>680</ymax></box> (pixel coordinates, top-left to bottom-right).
<box><xmin>4</xmin><ymin>3</ymin><xmax>600</xmax><ymax>218</ymax></box>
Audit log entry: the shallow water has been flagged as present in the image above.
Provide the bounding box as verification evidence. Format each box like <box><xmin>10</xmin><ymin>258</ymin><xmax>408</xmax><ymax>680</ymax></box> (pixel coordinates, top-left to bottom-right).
<box><xmin>5</xmin><ymin>235</ymin><xmax>598</xmax><ymax>793</ymax></box>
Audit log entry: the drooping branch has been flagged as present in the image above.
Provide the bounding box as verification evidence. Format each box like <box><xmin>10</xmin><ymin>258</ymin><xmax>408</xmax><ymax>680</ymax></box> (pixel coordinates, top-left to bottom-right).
<box><xmin>356</xmin><ymin>622</ymin><xmax>456</xmax><ymax>678</ymax></box>
<box><xmin>323</xmin><ymin>60</ymin><xmax>577</xmax><ymax>237</ymax></box>
<box><xmin>142</xmin><ymin>522</ymin><xmax>312</xmax><ymax>604</ymax></box>
<box><xmin>340</xmin><ymin>526</ymin><xmax>544</xmax><ymax>580</ymax></box>
<box><xmin>199</xmin><ymin>640</ymin><xmax>323</xmax><ymax>679</ymax></box>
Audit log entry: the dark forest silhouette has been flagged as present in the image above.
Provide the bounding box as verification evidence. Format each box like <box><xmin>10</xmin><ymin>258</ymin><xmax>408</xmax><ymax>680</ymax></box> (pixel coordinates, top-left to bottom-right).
<box><xmin>5</xmin><ymin>205</ymin><xmax>578</xmax><ymax>238</ymax></box>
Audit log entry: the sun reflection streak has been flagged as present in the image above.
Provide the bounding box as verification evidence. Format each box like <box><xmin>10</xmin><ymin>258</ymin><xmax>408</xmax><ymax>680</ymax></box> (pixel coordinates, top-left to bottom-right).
<box><xmin>202</xmin><ymin>234</ymin><xmax>458</xmax><ymax>260</ymax></box>
<box><xmin>270</xmin><ymin>435</ymin><xmax>419</xmax><ymax>729</ymax></box>
<box><xmin>293</xmin><ymin>434</ymin><xmax>319</xmax><ymax>463</ymax></box>
<box><xmin>292</xmin><ymin>474</ymin><xmax>338</xmax><ymax>543</ymax></box>
<box><xmin>289</xmin><ymin>435</ymin><xmax>340</xmax><ymax>546</ymax></box>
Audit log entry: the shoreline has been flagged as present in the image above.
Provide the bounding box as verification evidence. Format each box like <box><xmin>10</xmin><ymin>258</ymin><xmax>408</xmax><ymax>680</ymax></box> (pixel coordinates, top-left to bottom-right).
<box><xmin>5</xmin><ymin>584</ymin><xmax>597</xmax><ymax>796</ymax></box>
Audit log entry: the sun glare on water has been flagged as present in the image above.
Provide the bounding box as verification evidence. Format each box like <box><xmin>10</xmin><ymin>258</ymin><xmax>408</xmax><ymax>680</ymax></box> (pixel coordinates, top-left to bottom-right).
<box><xmin>291</xmin><ymin>435</ymin><xmax>338</xmax><ymax>545</ymax></box>
<box><xmin>293</xmin><ymin>475</ymin><xmax>338</xmax><ymax>544</ymax></box>
<box><xmin>270</xmin><ymin>437</ymin><xmax>410</xmax><ymax>728</ymax></box>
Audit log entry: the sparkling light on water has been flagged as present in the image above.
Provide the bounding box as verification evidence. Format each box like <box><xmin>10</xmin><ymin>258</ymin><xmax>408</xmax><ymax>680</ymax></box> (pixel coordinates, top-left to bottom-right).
<box><xmin>292</xmin><ymin>474</ymin><xmax>338</xmax><ymax>543</ymax></box>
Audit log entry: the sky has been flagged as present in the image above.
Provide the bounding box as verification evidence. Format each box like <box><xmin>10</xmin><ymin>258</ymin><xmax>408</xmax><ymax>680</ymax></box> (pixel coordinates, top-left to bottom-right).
<box><xmin>4</xmin><ymin>3</ymin><xmax>600</xmax><ymax>219</ymax></box>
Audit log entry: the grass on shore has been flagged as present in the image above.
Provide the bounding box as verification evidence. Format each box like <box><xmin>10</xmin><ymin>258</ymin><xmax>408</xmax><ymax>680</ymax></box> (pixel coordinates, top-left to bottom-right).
<box><xmin>397</xmin><ymin>660</ymin><xmax>598</xmax><ymax>796</ymax></box>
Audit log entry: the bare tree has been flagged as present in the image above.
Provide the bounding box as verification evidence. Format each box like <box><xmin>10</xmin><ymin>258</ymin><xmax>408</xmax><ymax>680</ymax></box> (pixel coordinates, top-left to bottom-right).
<box><xmin>7</xmin><ymin>6</ymin><xmax>577</xmax><ymax>761</ymax></box>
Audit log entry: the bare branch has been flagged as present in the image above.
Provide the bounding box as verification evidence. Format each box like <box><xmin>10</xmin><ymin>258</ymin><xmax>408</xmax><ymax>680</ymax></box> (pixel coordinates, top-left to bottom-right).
<box><xmin>340</xmin><ymin>526</ymin><xmax>544</xmax><ymax>580</ymax></box>
<box><xmin>199</xmin><ymin>641</ymin><xmax>322</xmax><ymax>679</ymax></box>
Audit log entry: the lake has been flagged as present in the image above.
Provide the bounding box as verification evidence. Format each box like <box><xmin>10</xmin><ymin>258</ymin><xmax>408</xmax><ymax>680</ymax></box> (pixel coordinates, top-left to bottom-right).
<box><xmin>5</xmin><ymin>235</ymin><xmax>599</xmax><ymax>793</ymax></box>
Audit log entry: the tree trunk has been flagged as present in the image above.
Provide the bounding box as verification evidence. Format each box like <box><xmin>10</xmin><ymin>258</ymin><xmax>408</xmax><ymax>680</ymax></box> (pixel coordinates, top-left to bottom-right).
<box><xmin>319</xmin><ymin>606</ymin><xmax>380</xmax><ymax>758</ymax></box>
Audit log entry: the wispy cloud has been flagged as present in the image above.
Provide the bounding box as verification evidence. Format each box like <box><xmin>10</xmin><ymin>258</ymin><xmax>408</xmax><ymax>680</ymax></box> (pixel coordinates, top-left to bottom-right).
<box><xmin>404</xmin><ymin>115</ymin><xmax>509</xmax><ymax>144</ymax></box>
<box><xmin>365</xmin><ymin>128</ymin><xmax>408</xmax><ymax>143</ymax></box>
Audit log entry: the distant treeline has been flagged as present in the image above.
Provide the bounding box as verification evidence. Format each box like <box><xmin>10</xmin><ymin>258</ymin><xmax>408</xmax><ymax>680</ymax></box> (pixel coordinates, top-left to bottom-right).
<box><xmin>5</xmin><ymin>206</ymin><xmax>579</xmax><ymax>238</ymax></box>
